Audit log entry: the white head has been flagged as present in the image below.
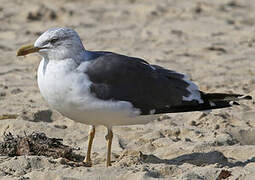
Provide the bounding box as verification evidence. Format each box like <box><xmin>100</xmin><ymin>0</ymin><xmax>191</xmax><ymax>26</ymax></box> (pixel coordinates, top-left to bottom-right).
<box><xmin>17</xmin><ymin>27</ymin><xmax>85</xmax><ymax>61</ymax></box>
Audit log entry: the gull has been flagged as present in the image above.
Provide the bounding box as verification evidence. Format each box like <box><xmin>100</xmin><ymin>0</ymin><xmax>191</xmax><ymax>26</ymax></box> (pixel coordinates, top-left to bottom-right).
<box><xmin>17</xmin><ymin>27</ymin><xmax>252</xmax><ymax>167</ymax></box>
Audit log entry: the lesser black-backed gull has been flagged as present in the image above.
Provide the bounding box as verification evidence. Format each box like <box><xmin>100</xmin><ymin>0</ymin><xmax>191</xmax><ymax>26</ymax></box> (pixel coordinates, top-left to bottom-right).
<box><xmin>17</xmin><ymin>27</ymin><xmax>252</xmax><ymax>167</ymax></box>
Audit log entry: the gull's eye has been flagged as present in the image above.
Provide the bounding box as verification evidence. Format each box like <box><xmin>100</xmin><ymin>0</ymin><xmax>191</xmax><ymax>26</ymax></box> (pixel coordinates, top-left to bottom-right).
<box><xmin>50</xmin><ymin>38</ymin><xmax>59</xmax><ymax>44</ymax></box>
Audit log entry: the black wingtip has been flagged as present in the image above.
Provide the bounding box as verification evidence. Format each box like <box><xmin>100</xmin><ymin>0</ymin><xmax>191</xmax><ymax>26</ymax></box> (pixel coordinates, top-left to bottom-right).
<box><xmin>243</xmin><ymin>95</ymin><xmax>252</xmax><ymax>100</ymax></box>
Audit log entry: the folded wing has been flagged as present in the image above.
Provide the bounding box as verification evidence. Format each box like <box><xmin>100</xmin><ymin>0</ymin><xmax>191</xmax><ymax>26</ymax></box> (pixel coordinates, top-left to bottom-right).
<box><xmin>84</xmin><ymin>52</ymin><xmax>209</xmax><ymax>115</ymax></box>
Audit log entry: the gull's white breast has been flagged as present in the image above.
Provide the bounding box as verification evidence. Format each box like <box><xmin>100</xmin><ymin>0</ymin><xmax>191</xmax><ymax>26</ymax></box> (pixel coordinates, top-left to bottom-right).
<box><xmin>37</xmin><ymin>58</ymin><xmax>155</xmax><ymax>126</ymax></box>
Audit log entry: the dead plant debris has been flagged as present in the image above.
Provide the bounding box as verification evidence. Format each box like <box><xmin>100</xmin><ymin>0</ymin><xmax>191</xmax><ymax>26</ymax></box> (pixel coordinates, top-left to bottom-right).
<box><xmin>216</xmin><ymin>169</ymin><xmax>232</xmax><ymax>180</ymax></box>
<box><xmin>0</xmin><ymin>132</ymin><xmax>88</xmax><ymax>166</ymax></box>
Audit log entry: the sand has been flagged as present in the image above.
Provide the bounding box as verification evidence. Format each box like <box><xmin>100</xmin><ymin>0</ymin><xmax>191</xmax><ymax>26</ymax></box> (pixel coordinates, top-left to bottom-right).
<box><xmin>0</xmin><ymin>0</ymin><xmax>255</xmax><ymax>179</ymax></box>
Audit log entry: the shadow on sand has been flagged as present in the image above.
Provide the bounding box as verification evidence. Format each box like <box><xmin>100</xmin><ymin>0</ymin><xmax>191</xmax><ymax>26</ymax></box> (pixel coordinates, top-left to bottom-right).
<box><xmin>139</xmin><ymin>150</ymin><xmax>255</xmax><ymax>168</ymax></box>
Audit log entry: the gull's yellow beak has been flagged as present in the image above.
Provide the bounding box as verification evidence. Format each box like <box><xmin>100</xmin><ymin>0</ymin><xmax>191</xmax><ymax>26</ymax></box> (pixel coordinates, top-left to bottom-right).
<box><xmin>16</xmin><ymin>44</ymin><xmax>40</xmax><ymax>56</ymax></box>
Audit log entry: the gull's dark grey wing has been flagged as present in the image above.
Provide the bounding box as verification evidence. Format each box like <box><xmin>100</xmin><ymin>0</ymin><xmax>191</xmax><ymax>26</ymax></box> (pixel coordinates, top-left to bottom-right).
<box><xmin>84</xmin><ymin>52</ymin><xmax>250</xmax><ymax>115</ymax></box>
<box><xmin>84</xmin><ymin>53</ymin><xmax>201</xmax><ymax>115</ymax></box>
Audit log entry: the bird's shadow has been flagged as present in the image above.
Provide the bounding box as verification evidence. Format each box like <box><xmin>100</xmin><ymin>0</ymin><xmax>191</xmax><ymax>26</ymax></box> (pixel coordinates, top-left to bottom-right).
<box><xmin>60</xmin><ymin>150</ymin><xmax>255</xmax><ymax>168</ymax></box>
<box><xmin>138</xmin><ymin>150</ymin><xmax>255</xmax><ymax>168</ymax></box>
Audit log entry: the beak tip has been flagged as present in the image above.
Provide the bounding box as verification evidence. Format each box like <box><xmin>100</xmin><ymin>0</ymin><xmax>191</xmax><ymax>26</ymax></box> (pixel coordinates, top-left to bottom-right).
<box><xmin>16</xmin><ymin>44</ymin><xmax>38</xmax><ymax>57</ymax></box>
<box><xmin>16</xmin><ymin>50</ymin><xmax>25</xmax><ymax>57</ymax></box>
<box><xmin>16</xmin><ymin>52</ymin><xmax>22</xmax><ymax>56</ymax></box>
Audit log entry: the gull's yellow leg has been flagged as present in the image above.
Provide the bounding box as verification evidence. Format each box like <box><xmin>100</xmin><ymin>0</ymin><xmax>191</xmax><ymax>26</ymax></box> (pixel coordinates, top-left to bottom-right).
<box><xmin>105</xmin><ymin>127</ymin><xmax>113</xmax><ymax>167</ymax></box>
<box><xmin>84</xmin><ymin>125</ymin><xmax>95</xmax><ymax>166</ymax></box>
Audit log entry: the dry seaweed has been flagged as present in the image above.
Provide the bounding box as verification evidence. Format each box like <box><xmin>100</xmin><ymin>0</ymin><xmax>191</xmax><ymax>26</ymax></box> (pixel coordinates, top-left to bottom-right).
<box><xmin>0</xmin><ymin>132</ymin><xmax>84</xmax><ymax>164</ymax></box>
<box><xmin>216</xmin><ymin>169</ymin><xmax>232</xmax><ymax>180</ymax></box>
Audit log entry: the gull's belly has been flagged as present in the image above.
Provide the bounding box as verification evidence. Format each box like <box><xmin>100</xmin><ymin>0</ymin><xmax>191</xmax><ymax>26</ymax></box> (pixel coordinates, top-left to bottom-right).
<box><xmin>37</xmin><ymin>59</ymin><xmax>155</xmax><ymax>126</ymax></box>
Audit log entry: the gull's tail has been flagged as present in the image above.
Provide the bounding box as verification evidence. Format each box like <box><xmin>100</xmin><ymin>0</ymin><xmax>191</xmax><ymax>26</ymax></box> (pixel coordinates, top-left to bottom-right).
<box><xmin>201</xmin><ymin>92</ymin><xmax>252</xmax><ymax>109</ymax></box>
<box><xmin>203</xmin><ymin>93</ymin><xmax>252</xmax><ymax>102</ymax></box>
<box><xmin>155</xmin><ymin>92</ymin><xmax>252</xmax><ymax>114</ymax></box>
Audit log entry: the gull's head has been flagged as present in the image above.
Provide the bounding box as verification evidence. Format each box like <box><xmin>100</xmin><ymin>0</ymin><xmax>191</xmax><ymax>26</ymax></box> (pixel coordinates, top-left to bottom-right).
<box><xmin>17</xmin><ymin>27</ymin><xmax>85</xmax><ymax>60</ymax></box>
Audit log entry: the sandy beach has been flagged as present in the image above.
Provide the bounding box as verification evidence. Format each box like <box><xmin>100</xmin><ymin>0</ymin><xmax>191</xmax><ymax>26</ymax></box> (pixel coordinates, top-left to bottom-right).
<box><xmin>0</xmin><ymin>0</ymin><xmax>255</xmax><ymax>179</ymax></box>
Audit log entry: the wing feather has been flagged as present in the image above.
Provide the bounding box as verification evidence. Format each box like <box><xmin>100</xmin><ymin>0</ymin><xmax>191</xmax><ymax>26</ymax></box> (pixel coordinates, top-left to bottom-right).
<box><xmin>84</xmin><ymin>52</ymin><xmax>200</xmax><ymax>114</ymax></box>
